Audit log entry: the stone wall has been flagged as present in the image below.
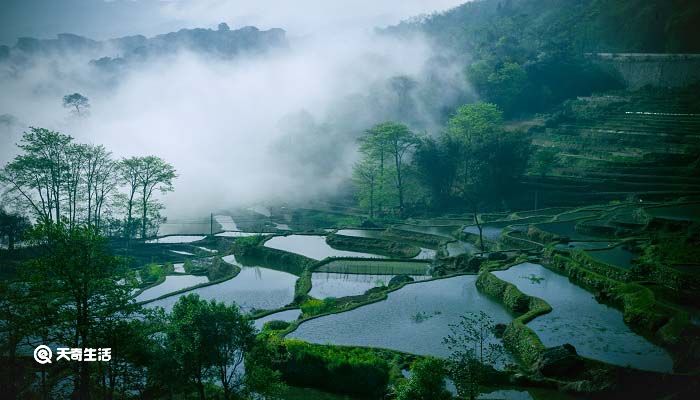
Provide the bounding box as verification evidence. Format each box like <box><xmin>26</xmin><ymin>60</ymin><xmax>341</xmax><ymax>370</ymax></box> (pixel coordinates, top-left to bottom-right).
<box><xmin>588</xmin><ymin>53</ymin><xmax>700</xmax><ymax>89</ymax></box>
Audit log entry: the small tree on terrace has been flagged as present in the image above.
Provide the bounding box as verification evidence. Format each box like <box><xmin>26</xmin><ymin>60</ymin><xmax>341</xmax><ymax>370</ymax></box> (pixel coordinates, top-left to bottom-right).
<box><xmin>353</xmin><ymin>155</ymin><xmax>381</xmax><ymax>219</ymax></box>
<box><xmin>360</xmin><ymin>122</ymin><xmax>419</xmax><ymax>217</ymax></box>
<box><xmin>62</xmin><ymin>93</ymin><xmax>90</xmax><ymax>116</ymax></box>
<box><xmin>0</xmin><ymin>208</ymin><xmax>31</xmax><ymax>250</ymax></box>
<box><xmin>443</xmin><ymin>311</ymin><xmax>504</xmax><ymax>400</ymax></box>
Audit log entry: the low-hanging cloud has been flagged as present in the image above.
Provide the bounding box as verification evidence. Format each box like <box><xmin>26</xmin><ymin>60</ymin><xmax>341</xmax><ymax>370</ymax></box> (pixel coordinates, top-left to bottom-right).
<box><xmin>0</xmin><ymin>11</ymin><xmax>470</xmax><ymax>219</ymax></box>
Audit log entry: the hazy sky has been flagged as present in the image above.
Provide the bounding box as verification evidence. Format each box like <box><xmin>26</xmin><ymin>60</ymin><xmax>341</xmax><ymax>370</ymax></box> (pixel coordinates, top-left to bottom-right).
<box><xmin>0</xmin><ymin>0</ymin><xmax>466</xmax><ymax>45</ymax></box>
<box><xmin>0</xmin><ymin>0</ymin><xmax>470</xmax><ymax>217</ymax></box>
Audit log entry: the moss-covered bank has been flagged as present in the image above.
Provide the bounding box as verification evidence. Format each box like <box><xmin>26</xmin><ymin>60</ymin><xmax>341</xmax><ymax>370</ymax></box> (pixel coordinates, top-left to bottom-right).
<box><xmin>476</xmin><ymin>271</ymin><xmax>552</xmax><ymax>367</ymax></box>
<box><xmin>545</xmin><ymin>250</ymin><xmax>697</xmax><ymax>370</ymax></box>
<box><xmin>325</xmin><ymin>233</ymin><xmax>420</xmax><ymax>258</ymax></box>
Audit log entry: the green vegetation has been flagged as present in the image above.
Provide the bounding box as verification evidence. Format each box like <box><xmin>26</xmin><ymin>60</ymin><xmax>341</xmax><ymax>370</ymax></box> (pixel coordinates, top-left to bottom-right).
<box><xmin>325</xmin><ymin>233</ymin><xmax>420</xmax><ymax>258</ymax></box>
<box><xmin>354</xmin><ymin>122</ymin><xmax>420</xmax><ymax>218</ymax></box>
<box><xmin>140</xmin><ymin>262</ymin><xmax>173</xmax><ymax>285</ymax></box>
<box><xmin>394</xmin><ymin>358</ymin><xmax>451</xmax><ymax>400</ymax></box>
<box><xmin>276</xmin><ymin>340</ymin><xmax>391</xmax><ymax>397</ymax></box>
<box><xmin>444</xmin><ymin>311</ymin><xmax>506</xmax><ymax>400</ymax></box>
<box><xmin>2</xmin><ymin>1</ymin><xmax>700</xmax><ymax>399</ymax></box>
<box><xmin>476</xmin><ymin>271</ymin><xmax>550</xmax><ymax>367</ymax></box>
<box><xmin>300</xmin><ymin>297</ymin><xmax>338</xmax><ymax>316</ymax></box>
<box><xmin>0</xmin><ymin>127</ymin><xmax>176</xmax><ymax>239</ymax></box>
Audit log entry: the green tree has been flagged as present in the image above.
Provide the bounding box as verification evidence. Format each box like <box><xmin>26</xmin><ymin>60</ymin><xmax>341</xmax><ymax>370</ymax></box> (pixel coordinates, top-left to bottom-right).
<box><xmin>0</xmin><ymin>207</ymin><xmax>31</xmax><ymax>250</ymax></box>
<box><xmin>83</xmin><ymin>145</ymin><xmax>117</xmax><ymax>230</ymax></box>
<box><xmin>207</xmin><ymin>300</ymin><xmax>256</xmax><ymax>400</ymax></box>
<box><xmin>443</xmin><ymin>311</ymin><xmax>504</xmax><ymax>400</ymax></box>
<box><xmin>167</xmin><ymin>294</ymin><xmax>213</xmax><ymax>400</ymax></box>
<box><xmin>413</xmin><ymin>136</ymin><xmax>460</xmax><ymax>210</ymax></box>
<box><xmin>136</xmin><ymin>156</ymin><xmax>176</xmax><ymax>239</ymax></box>
<box><xmin>530</xmin><ymin>147</ymin><xmax>560</xmax><ymax>177</ymax></box>
<box><xmin>165</xmin><ymin>294</ymin><xmax>265</xmax><ymax>400</ymax></box>
<box><xmin>1</xmin><ymin>129</ymin><xmax>121</xmax><ymax>234</ymax></box>
<box><xmin>359</xmin><ymin>122</ymin><xmax>418</xmax><ymax>217</ymax></box>
<box><xmin>394</xmin><ymin>357</ymin><xmax>452</xmax><ymax>400</ymax></box>
<box><xmin>446</xmin><ymin>102</ymin><xmax>503</xmax><ymax>199</ymax></box>
<box><xmin>447</xmin><ymin>102</ymin><xmax>504</xmax><ymax>144</ymax></box>
<box><xmin>0</xmin><ymin>128</ymin><xmax>73</xmax><ymax>223</ymax></box>
<box><xmin>22</xmin><ymin>222</ymin><xmax>139</xmax><ymax>399</ymax></box>
<box><xmin>352</xmin><ymin>154</ymin><xmax>381</xmax><ymax>218</ymax></box>
<box><xmin>117</xmin><ymin>157</ymin><xmax>141</xmax><ymax>239</ymax></box>
<box><xmin>116</xmin><ymin>156</ymin><xmax>176</xmax><ymax>239</ymax></box>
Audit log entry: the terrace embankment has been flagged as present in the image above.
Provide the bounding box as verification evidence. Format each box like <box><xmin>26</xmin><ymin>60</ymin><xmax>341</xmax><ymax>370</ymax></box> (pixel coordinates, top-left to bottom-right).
<box><xmin>325</xmin><ymin>233</ymin><xmax>420</xmax><ymax>258</ymax></box>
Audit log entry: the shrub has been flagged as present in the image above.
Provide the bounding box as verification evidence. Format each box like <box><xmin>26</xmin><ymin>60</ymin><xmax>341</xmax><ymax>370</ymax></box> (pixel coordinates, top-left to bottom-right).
<box><xmin>140</xmin><ymin>263</ymin><xmax>166</xmax><ymax>285</ymax></box>
<box><xmin>263</xmin><ymin>320</ymin><xmax>290</xmax><ymax>331</ymax></box>
<box><xmin>279</xmin><ymin>340</ymin><xmax>390</xmax><ymax>397</ymax></box>
<box><xmin>300</xmin><ymin>297</ymin><xmax>337</xmax><ymax>316</ymax></box>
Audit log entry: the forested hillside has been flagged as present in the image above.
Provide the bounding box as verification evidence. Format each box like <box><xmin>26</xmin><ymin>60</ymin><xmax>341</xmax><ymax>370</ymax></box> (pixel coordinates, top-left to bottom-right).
<box><xmin>387</xmin><ymin>0</ymin><xmax>700</xmax><ymax>116</ymax></box>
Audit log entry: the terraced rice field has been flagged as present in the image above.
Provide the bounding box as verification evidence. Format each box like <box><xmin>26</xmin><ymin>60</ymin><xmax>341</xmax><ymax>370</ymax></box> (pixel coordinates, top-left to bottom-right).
<box><xmin>315</xmin><ymin>259</ymin><xmax>430</xmax><ymax>275</ymax></box>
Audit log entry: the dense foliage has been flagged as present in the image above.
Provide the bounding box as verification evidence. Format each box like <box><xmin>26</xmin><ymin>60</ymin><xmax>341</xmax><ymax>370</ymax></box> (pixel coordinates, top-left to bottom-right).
<box><xmin>0</xmin><ymin>128</ymin><xmax>176</xmax><ymax>239</ymax></box>
<box><xmin>354</xmin><ymin>102</ymin><xmax>530</xmax><ymax>216</ymax></box>
<box><xmin>277</xmin><ymin>340</ymin><xmax>391</xmax><ymax>397</ymax></box>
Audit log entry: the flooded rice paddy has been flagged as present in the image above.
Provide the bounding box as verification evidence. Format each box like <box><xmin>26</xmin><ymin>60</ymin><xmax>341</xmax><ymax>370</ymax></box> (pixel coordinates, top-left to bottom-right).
<box><xmin>135</xmin><ymin>275</ymin><xmax>209</xmax><ymax>302</ymax></box>
<box><xmin>173</xmin><ymin>262</ymin><xmax>185</xmax><ymax>273</ymax></box>
<box><xmin>492</xmin><ymin>263</ymin><xmax>673</xmax><ymax>372</ymax></box>
<box><xmin>446</xmin><ymin>240</ymin><xmax>478</xmax><ymax>256</ymax></box>
<box><xmin>146</xmin><ymin>235</ymin><xmax>206</xmax><ymax>244</ymax></box>
<box><xmin>335</xmin><ymin>229</ymin><xmax>385</xmax><ymax>239</ymax></box>
<box><xmin>393</xmin><ymin>224</ymin><xmax>458</xmax><ymax>238</ymax></box>
<box><xmin>463</xmin><ymin>225</ymin><xmax>503</xmax><ymax>241</ymax></box>
<box><xmin>554</xmin><ymin>241</ymin><xmax>617</xmax><ymax>251</ymax></box>
<box><xmin>585</xmin><ymin>246</ymin><xmax>637</xmax><ymax>270</ymax></box>
<box><xmin>145</xmin><ymin>255</ymin><xmax>297</xmax><ymax>313</ymax></box>
<box><xmin>309</xmin><ymin>272</ymin><xmax>430</xmax><ymax>299</ymax></box>
<box><xmin>215</xmin><ymin>231</ymin><xmax>264</xmax><ymax>237</ymax></box>
<box><xmin>287</xmin><ymin>275</ymin><xmax>512</xmax><ymax>359</ymax></box>
<box><xmin>264</xmin><ymin>235</ymin><xmax>387</xmax><ymax>260</ymax></box>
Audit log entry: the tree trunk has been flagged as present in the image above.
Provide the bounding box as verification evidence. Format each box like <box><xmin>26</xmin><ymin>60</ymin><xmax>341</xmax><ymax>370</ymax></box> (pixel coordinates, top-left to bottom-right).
<box><xmin>369</xmin><ymin>178</ymin><xmax>374</xmax><ymax>219</ymax></box>
<box><xmin>196</xmin><ymin>375</ymin><xmax>206</xmax><ymax>400</ymax></box>
<box><xmin>473</xmin><ymin>212</ymin><xmax>484</xmax><ymax>253</ymax></box>
<box><xmin>394</xmin><ymin>146</ymin><xmax>404</xmax><ymax>217</ymax></box>
<box><xmin>141</xmin><ymin>198</ymin><xmax>147</xmax><ymax>239</ymax></box>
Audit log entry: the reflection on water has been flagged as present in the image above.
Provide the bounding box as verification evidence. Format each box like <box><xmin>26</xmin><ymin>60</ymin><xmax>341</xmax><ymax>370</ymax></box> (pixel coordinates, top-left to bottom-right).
<box><xmin>493</xmin><ymin>263</ymin><xmax>673</xmax><ymax>372</ymax></box>
<box><xmin>145</xmin><ymin>264</ymin><xmax>297</xmax><ymax>313</ymax></box>
<box><xmin>335</xmin><ymin>229</ymin><xmax>384</xmax><ymax>239</ymax></box>
<box><xmin>135</xmin><ymin>275</ymin><xmax>208</xmax><ymax>302</ymax></box>
<box><xmin>463</xmin><ymin>225</ymin><xmax>503</xmax><ymax>241</ymax></box>
<box><xmin>446</xmin><ymin>240</ymin><xmax>478</xmax><ymax>256</ymax></box>
<box><xmin>586</xmin><ymin>246</ymin><xmax>637</xmax><ymax>270</ymax></box>
<box><xmin>214</xmin><ymin>215</ymin><xmax>239</xmax><ymax>231</ymax></box>
<box><xmin>414</xmin><ymin>248</ymin><xmax>436</xmax><ymax>260</ymax></box>
<box><xmin>264</xmin><ymin>235</ymin><xmax>386</xmax><ymax>260</ymax></box>
<box><xmin>309</xmin><ymin>272</ymin><xmax>430</xmax><ymax>299</ymax></box>
<box><xmin>535</xmin><ymin>221</ymin><xmax>594</xmax><ymax>240</ymax></box>
<box><xmin>288</xmin><ymin>275</ymin><xmax>512</xmax><ymax>360</ymax></box>
<box><xmin>394</xmin><ymin>224</ymin><xmax>457</xmax><ymax>238</ymax></box>
<box><xmin>554</xmin><ymin>241</ymin><xmax>616</xmax><ymax>251</ymax></box>
<box><xmin>146</xmin><ymin>235</ymin><xmax>205</xmax><ymax>244</ymax></box>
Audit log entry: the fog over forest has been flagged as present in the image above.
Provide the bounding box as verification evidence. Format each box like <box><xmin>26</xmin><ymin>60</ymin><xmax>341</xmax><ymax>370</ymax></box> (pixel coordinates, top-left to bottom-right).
<box><xmin>0</xmin><ymin>0</ymin><xmax>468</xmax><ymax>218</ymax></box>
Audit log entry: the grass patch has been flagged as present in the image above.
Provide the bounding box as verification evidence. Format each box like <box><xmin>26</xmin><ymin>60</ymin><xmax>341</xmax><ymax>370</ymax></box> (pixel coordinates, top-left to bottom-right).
<box><xmin>326</xmin><ymin>233</ymin><xmax>420</xmax><ymax>258</ymax></box>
